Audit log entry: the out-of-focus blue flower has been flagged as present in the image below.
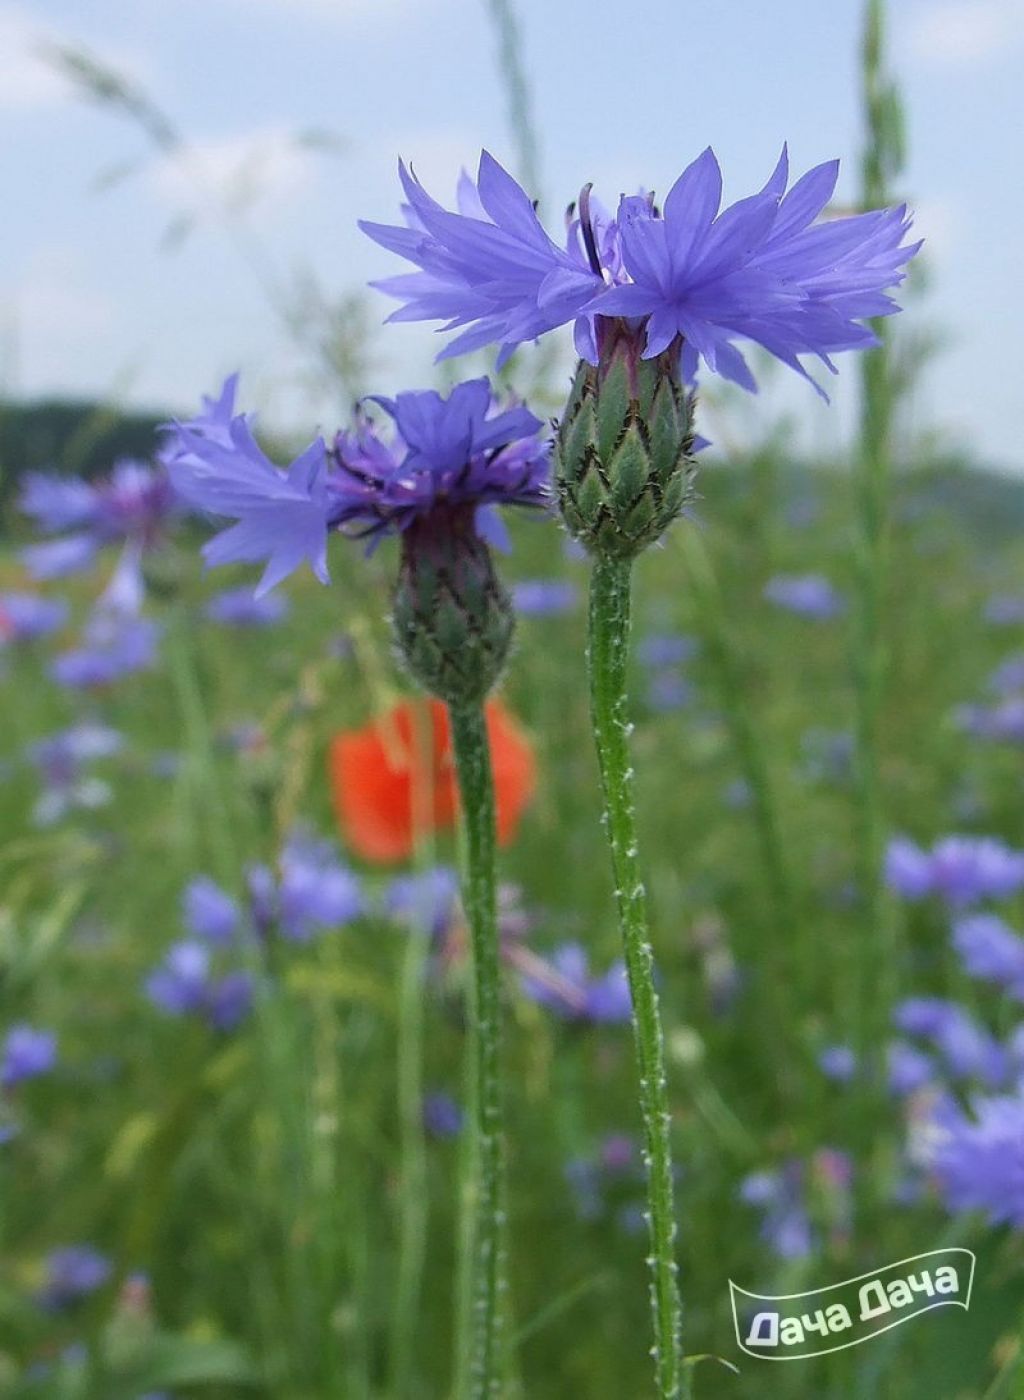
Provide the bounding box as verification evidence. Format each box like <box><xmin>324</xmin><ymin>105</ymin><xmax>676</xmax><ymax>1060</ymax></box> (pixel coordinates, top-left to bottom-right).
<box><xmin>953</xmin><ymin>913</ymin><xmax>1024</xmax><ymax>996</ymax></box>
<box><xmin>888</xmin><ymin>1040</ymin><xmax>936</xmax><ymax>1096</ymax></box>
<box><xmin>885</xmin><ymin>834</ymin><xmax>1024</xmax><ymax>907</ymax></box>
<box><xmin>637</xmin><ymin>634</ymin><xmax>699</xmax><ymax>668</ymax></box>
<box><xmin>518</xmin><ymin>942</ymin><xmax>631</xmax><ymax>1023</ymax></box>
<box><xmin>800</xmin><ymin>728</ymin><xmax>855</xmax><ymax>785</ymax></box>
<box><xmin>165</xmin><ymin>375</ymin><xmax>549</xmax><ymax>593</ymax></box>
<box><xmin>50</xmin><ymin>609</ymin><xmax>161</xmax><ymax>689</ymax></box>
<box><xmin>984</xmin><ymin>594</ymin><xmax>1024</xmax><ymax>626</ymax></box>
<box><xmin>20</xmin><ymin>461</ymin><xmax>178</xmax><ymax>608</ymax></box>
<box><xmin>565</xmin><ymin>1134</ymin><xmax>645</xmax><ymax>1227</ymax></box>
<box><xmin>145</xmin><ymin>942</ymin><xmax>213</xmax><ymax>1015</ymax></box>
<box><xmin>987</xmin><ymin>653</ymin><xmax>1024</xmax><ymax>696</ymax></box>
<box><xmin>646</xmin><ymin>672</ymin><xmax>693</xmax><ymax>712</ymax></box>
<box><xmin>739</xmin><ymin>1163</ymin><xmax>814</xmax><ymax>1259</ymax></box>
<box><xmin>895</xmin><ymin>997</ymin><xmax>1009</xmax><ymax>1087</ymax></box>
<box><xmin>956</xmin><ymin>698</ymin><xmax>1024</xmax><ymax>745</ymax></box>
<box><xmin>275</xmin><ymin>831</ymin><xmax>364</xmax><ymax>940</ymax></box>
<box><xmin>361</xmin><ymin>147</ymin><xmax>919</xmax><ymax>391</ymax></box>
<box><xmin>26</xmin><ymin>722</ymin><xmax>123</xmax><ymax>827</ymax></box>
<box><xmin>819</xmin><ymin>1044</ymin><xmax>856</xmax><ymax>1084</ymax></box>
<box><xmin>37</xmin><ymin>1246</ymin><xmax>111</xmax><ymax>1310</ymax></box>
<box><xmin>145</xmin><ymin>941</ymin><xmax>253</xmax><ymax>1032</ymax></box>
<box><xmin>764</xmin><ymin>573</ymin><xmax>845</xmax><ymax>619</ymax></box>
<box><xmin>423</xmin><ymin>1091</ymin><xmax>463</xmax><ymax>1138</ymax></box>
<box><xmin>925</xmin><ymin>1089</ymin><xmax>1024</xmax><ymax>1227</ymax></box>
<box><xmin>510</xmin><ymin>580</ymin><xmax>579</xmax><ymax>616</ymax></box>
<box><xmin>386</xmin><ymin>867</ymin><xmax>461</xmax><ymax>941</ymax></box>
<box><xmin>204</xmin><ymin>585</ymin><xmax>290</xmax><ymax>627</ymax></box>
<box><xmin>0</xmin><ymin>592</ymin><xmax>68</xmax><ymax>644</ymax></box>
<box><xmin>184</xmin><ymin>877</ymin><xmax>241</xmax><ymax>946</ymax></box>
<box><xmin>1</xmin><ymin>1025</ymin><xmax>57</xmax><ymax>1088</ymax></box>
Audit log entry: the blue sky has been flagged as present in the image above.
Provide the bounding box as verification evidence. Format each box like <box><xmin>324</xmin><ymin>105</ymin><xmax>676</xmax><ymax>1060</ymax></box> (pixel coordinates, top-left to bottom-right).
<box><xmin>2</xmin><ymin>0</ymin><xmax>1022</xmax><ymax>466</ymax></box>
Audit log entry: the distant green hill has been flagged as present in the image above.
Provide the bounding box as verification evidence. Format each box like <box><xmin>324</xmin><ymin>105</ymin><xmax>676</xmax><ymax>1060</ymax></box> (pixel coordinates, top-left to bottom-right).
<box><xmin>0</xmin><ymin>397</ymin><xmax>167</xmax><ymax>519</ymax></box>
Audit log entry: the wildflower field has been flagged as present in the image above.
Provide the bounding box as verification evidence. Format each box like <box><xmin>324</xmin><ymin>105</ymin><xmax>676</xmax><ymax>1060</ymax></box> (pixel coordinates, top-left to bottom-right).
<box><xmin>2</xmin><ymin>1</ymin><xmax>1023</xmax><ymax>1397</ymax></box>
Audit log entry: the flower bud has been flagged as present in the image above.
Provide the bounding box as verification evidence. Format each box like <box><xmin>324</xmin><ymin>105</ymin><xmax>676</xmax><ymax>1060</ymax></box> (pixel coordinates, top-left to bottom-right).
<box><xmin>554</xmin><ymin>319</ymin><xmax>697</xmax><ymax>559</ymax></box>
<box><xmin>392</xmin><ymin>505</ymin><xmax>514</xmax><ymax>706</ymax></box>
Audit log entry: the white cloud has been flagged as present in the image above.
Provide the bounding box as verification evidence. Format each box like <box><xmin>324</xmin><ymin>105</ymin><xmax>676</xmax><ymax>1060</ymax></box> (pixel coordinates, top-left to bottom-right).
<box><xmin>908</xmin><ymin>0</ymin><xmax>1024</xmax><ymax>66</ymax></box>
<box><xmin>148</xmin><ymin>129</ymin><xmax>316</xmax><ymax>217</ymax></box>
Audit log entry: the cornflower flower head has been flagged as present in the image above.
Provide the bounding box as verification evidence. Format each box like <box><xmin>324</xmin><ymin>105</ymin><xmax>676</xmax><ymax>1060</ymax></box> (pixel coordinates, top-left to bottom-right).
<box><xmin>924</xmin><ymin>1088</ymin><xmax>1024</xmax><ymax>1228</ymax></box>
<box><xmin>26</xmin><ymin>722</ymin><xmax>123</xmax><ymax>827</ymax></box>
<box><xmin>510</xmin><ymin>579</ymin><xmax>579</xmax><ymax>616</ymax></box>
<box><xmin>37</xmin><ymin>1246</ymin><xmax>111</xmax><ymax>1311</ymax></box>
<box><xmin>515</xmin><ymin>940</ymin><xmax>631</xmax><ymax>1024</ymax></box>
<box><xmin>953</xmin><ymin>913</ymin><xmax>1024</xmax><ymax>997</ymax></box>
<box><xmin>894</xmin><ymin>997</ymin><xmax>1009</xmax><ymax>1087</ymax></box>
<box><xmin>49</xmin><ymin>608</ymin><xmax>161</xmax><ymax>690</ymax></box>
<box><xmin>423</xmin><ymin>1091</ymin><xmax>463</xmax><ymax>1139</ymax></box>
<box><xmin>185</xmin><ymin>831</ymin><xmax>363</xmax><ymax>947</ymax></box>
<box><xmin>144</xmin><ymin>940</ymin><xmax>253</xmax><ymax>1032</ymax></box>
<box><xmin>362</xmin><ymin>147</ymin><xmax>918</xmax><ymax>559</ymax></box>
<box><xmin>764</xmin><ymin>572</ymin><xmax>845</xmax><ymax>620</ymax></box>
<box><xmin>1</xmin><ymin>1024</ymin><xmax>57</xmax><ymax>1089</ymax></box>
<box><xmin>20</xmin><ymin>460</ymin><xmax>178</xmax><ymax>607</ymax></box>
<box><xmin>885</xmin><ymin>834</ymin><xmax>1024</xmax><ymax>907</ymax></box>
<box><xmin>956</xmin><ymin>698</ymin><xmax>1024</xmax><ymax>745</ymax></box>
<box><xmin>166</xmin><ymin>375</ymin><xmax>549</xmax><ymax>705</ymax></box>
<box><xmin>204</xmin><ymin>585</ymin><xmax>290</xmax><ymax>627</ymax></box>
<box><xmin>0</xmin><ymin>592</ymin><xmax>68</xmax><ymax>645</ymax></box>
<box><xmin>361</xmin><ymin>147</ymin><xmax>919</xmax><ymax>391</ymax></box>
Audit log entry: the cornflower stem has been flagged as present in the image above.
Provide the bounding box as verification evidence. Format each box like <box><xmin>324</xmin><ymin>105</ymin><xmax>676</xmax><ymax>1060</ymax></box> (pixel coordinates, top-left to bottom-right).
<box><xmin>449</xmin><ymin>701</ymin><xmax>506</xmax><ymax>1399</ymax></box>
<box><xmin>853</xmin><ymin>0</ymin><xmax>901</xmax><ymax>1203</ymax></box>
<box><xmin>587</xmin><ymin>553</ymin><xmax>687</xmax><ymax>1400</ymax></box>
<box><xmin>389</xmin><ymin>700</ymin><xmax>436</xmax><ymax>1398</ymax></box>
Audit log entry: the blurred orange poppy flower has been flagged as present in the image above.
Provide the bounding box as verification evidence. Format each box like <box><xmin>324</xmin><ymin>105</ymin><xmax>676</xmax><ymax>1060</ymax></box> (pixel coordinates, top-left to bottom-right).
<box><xmin>329</xmin><ymin>697</ymin><xmax>535</xmax><ymax>863</ymax></box>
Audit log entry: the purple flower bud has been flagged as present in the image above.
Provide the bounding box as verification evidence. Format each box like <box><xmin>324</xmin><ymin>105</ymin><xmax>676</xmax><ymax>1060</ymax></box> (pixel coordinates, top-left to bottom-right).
<box><xmin>1</xmin><ymin>1025</ymin><xmax>57</xmax><ymax>1088</ymax></box>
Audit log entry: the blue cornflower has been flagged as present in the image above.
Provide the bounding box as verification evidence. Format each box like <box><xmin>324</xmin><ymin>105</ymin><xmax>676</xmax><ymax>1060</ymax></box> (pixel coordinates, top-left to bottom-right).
<box><xmin>984</xmin><ymin>594</ymin><xmax>1024</xmax><ymax>626</ymax></box>
<box><xmin>183</xmin><ymin>877</ymin><xmax>240</xmax><ymax>947</ymax></box>
<box><xmin>145</xmin><ymin>941</ymin><xmax>253</xmax><ymax>1032</ymax></box>
<box><xmin>953</xmin><ymin>913</ymin><xmax>1024</xmax><ymax>997</ymax></box>
<box><xmin>37</xmin><ymin>1246</ymin><xmax>111</xmax><ymax>1310</ymax></box>
<box><xmin>956</xmin><ymin>698</ymin><xmax>1024</xmax><ymax>745</ymax></box>
<box><xmin>885</xmin><ymin>834</ymin><xmax>1024</xmax><ymax>907</ymax></box>
<box><xmin>423</xmin><ymin>1091</ymin><xmax>463</xmax><ymax>1138</ymax></box>
<box><xmin>164</xmin><ymin>374</ymin><xmax>549</xmax><ymax>596</ymax></box>
<box><xmin>361</xmin><ymin>147</ymin><xmax>919</xmax><ymax>392</ymax></box>
<box><xmin>204</xmin><ymin>585</ymin><xmax>290</xmax><ymax>627</ymax></box>
<box><xmin>636</xmin><ymin>633</ymin><xmax>699</xmax><ymax>668</ymax></box>
<box><xmin>1</xmin><ymin>1025</ymin><xmax>57</xmax><ymax>1088</ymax></box>
<box><xmin>0</xmin><ymin>592</ymin><xmax>68</xmax><ymax>644</ymax></box>
<box><xmin>894</xmin><ymin>997</ymin><xmax>1009</xmax><ymax>1087</ymax></box>
<box><xmin>925</xmin><ymin>1089</ymin><xmax>1024</xmax><ymax>1228</ymax></box>
<box><xmin>26</xmin><ymin>723</ymin><xmax>123</xmax><ymax>827</ymax></box>
<box><xmin>20</xmin><ymin>460</ymin><xmax>178</xmax><ymax>608</ymax></box>
<box><xmin>818</xmin><ymin>1044</ymin><xmax>857</xmax><ymax>1084</ymax></box>
<box><xmin>510</xmin><ymin>580</ymin><xmax>579</xmax><ymax>616</ymax></box>
<box><xmin>50</xmin><ymin>608</ymin><xmax>161</xmax><ymax>690</ymax></box>
<box><xmin>386</xmin><ymin>867</ymin><xmax>461</xmax><ymax>942</ymax></box>
<box><xmin>888</xmin><ymin>1040</ymin><xmax>936</xmax><ymax>1096</ymax></box>
<box><xmin>763</xmin><ymin>572</ymin><xmax>845</xmax><ymax>619</ymax></box>
<box><xmin>987</xmin><ymin>653</ymin><xmax>1024</xmax><ymax>696</ymax></box>
<box><xmin>517</xmin><ymin>941</ymin><xmax>631</xmax><ymax>1024</ymax></box>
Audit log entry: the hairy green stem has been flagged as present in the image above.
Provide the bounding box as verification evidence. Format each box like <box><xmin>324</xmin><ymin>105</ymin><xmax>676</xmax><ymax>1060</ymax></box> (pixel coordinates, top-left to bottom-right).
<box><xmin>588</xmin><ymin>554</ymin><xmax>687</xmax><ymax>1400</ymax></box>
<box><xmin>450</xmin><ymin>702</ymin><xmax>506</xmax><ymax>1399</ymax></box>
<box><xmin>389</xmin><ymin>703</ymin><xmax>436</xmax><ymax>1397</ymax></box>
<box><xmin>853</xmin><ymin>0</ymin><xmax>902</xmax><ymax>1128</ymax></box>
